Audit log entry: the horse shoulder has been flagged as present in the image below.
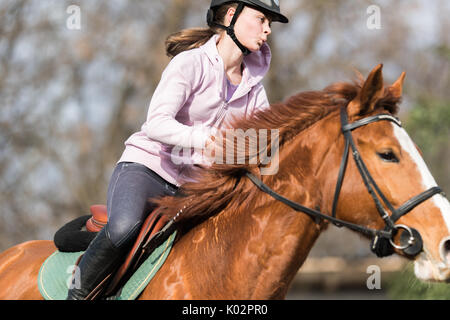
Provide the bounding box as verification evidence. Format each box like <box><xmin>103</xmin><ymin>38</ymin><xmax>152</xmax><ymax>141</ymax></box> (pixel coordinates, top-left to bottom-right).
<box><xmin>139</xmin><ymin>232</ymin><xmax>198</xmax><ymax>300</ymax></box>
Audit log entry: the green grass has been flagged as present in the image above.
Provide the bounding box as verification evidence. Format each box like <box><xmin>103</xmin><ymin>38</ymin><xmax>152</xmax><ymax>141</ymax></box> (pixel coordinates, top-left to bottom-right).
<box><xmin>387</xmin><ymin>263</ymin><xmax>450</xmax><ymax>300</ymax></box>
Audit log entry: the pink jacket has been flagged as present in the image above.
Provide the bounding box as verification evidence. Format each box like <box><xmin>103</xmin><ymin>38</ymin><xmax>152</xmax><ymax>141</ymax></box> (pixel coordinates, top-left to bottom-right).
<box><xmin>119</xmin><ymin>34</ymin><xmax>271</xmax><ymax>186</ymax></box>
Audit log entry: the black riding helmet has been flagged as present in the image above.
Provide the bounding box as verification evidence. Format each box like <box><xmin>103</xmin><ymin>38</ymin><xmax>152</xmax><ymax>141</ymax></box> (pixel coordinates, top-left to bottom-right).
<box><xmin>207</xmin><ymin>0</ymin><xmax>289</xmax><ymax>56</ymax></box>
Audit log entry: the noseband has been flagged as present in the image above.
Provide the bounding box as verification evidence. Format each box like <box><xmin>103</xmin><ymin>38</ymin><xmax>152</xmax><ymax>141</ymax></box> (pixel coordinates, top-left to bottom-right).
<box><xmin>246</xmin><ymin>107</ymin><xmax>445</xmax><ymax>257</ymax></box>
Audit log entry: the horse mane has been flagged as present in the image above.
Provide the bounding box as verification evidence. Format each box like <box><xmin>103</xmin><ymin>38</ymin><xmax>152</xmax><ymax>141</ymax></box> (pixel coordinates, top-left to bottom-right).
<box><xmin>154</xmin><ymin>76</ymin><xmax>401</xmax><ymax>225</ymax></box>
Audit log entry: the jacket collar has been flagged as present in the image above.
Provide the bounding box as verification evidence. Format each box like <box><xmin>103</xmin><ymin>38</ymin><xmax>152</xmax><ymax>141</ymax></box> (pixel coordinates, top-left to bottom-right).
<box><xmin>202</xmin><ymin>34</ymin><xmax>271</xmax><ymax>88</ymax></box>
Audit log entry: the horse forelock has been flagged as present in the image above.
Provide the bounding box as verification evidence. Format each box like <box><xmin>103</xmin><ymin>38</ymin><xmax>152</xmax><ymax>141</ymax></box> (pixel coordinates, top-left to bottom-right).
<box><xmin>155</xmin><ymin>78</ymin><xmax>402</xmax><ymax>224</ymax></box>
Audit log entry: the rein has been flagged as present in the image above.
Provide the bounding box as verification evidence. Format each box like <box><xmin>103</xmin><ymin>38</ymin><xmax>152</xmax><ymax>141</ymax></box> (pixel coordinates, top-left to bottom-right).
<box><xmin>246</xmin><ymin>107</ymin><xmax>445</xmax><ymax>257</ymax></box>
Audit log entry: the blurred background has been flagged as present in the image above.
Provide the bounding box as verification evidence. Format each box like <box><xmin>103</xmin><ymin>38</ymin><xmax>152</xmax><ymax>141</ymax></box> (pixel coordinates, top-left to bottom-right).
<box><xmin>0</xmin><ymin>0</ymin><xmax>449</xmax><ymax>299</ymax></box>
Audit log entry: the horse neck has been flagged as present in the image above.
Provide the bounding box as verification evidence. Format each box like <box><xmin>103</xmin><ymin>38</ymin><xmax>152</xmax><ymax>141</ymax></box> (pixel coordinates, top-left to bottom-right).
<box><xmin>182</xmin><ymin>110</ymin><xmax>342</xmax><ymax>299</ymax></box>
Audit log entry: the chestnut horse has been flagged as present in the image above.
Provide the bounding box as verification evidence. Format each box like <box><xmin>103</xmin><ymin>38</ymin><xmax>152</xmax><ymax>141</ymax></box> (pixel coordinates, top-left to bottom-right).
<box><xmin>0</xmin><ymin>65</ymin><xmax>449</xmax><ymax>300</ymax></box>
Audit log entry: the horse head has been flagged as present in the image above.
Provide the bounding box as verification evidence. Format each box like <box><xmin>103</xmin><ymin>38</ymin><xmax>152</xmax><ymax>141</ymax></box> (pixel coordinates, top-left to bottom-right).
<box><xmin>332</xmin><ymin>64</ymin><xmax>450</xmax><ymax>282</ymax></box>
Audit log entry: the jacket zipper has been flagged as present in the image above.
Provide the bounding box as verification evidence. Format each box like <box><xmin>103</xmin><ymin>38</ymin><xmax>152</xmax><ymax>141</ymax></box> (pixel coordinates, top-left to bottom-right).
<box><xmin>213</xmin><ymin>100</ymin><xmax>228</xmax><ymax>126</ymax></box>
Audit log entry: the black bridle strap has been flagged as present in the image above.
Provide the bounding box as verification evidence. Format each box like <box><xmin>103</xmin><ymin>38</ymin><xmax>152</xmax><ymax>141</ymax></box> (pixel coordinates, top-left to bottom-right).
<box><xmin>246</xmin><ymin>107</ymin><xmax>445</xmax><ymax>247</ymax></box>
<box><xmin>341</xmin><ymin>110</ymin><xmax>397</xmax><ymax>228</ymax></box>
<box><xmin>330</xmin><ymin>111</ymin><xmax>401</xmax><ymax>220</ymax></box>
<box><xmin>246</xmin><ymin>171</ymin><xmax>392</xmax><ymax>239</ymax></box>
<box><xmin>331</xmin><ymin>137</ymin><xmax>350</xmax><ymax>221</ymax></box>
<box><xmin>342</xmin><ymin>113</ymin><xmax>402</xmax><ymax>132</ymax></box>
<box><xmin>340</xmin><ymin>108</ymin><xmax>443</xmax><ymax>226</ymax></box>
<box><xmin>392</xmin><ymin>186</ymin><xmax>443</xmax><ymax>222</ymax></box>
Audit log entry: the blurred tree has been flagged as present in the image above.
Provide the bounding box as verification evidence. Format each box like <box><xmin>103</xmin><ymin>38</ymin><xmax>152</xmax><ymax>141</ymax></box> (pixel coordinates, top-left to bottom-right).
<box><xmin>387</xmin><ymin>263</ymin><xmax>450</xmax><ymax>300</ymax></box>
<box><xmin>404</xmin><ymin>98</ymin><xmax>450</xmax><ymax>192</ymax></box>
<box><xmin>0</xmin><ymin>0</ymin><xmax>448</xmax><ymax>266</ymax></box>
<box><xmin>0</xmin><ymin>0</ymin><xmax>205</xmax><ymax>247</ymax></box>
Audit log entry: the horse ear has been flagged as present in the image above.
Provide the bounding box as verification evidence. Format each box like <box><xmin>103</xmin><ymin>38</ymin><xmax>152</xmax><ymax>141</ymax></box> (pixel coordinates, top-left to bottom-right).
<box><xmin>388</xmin><ymin>71</ymin><xmax>406</xmax><ymax>99</ymax></box>
<box><xmin>348</xmin><ymin>64</ymin><xmax>384</xmax><ymax>118</ymax></box>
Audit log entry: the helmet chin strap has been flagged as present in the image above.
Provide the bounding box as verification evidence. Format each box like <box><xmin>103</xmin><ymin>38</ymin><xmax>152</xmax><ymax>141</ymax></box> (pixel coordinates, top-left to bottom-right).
<box><xmin>207</xmin><ymin>2</ymin><xmax>252</xmax><ymax>56</ymax></box>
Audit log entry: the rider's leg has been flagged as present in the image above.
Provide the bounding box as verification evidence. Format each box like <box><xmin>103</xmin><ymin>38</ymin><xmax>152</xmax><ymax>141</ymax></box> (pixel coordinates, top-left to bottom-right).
<box><xmin>66</xmin><ymin>162</ymin><xmax>178</xmax><ymax>300</ymax></box>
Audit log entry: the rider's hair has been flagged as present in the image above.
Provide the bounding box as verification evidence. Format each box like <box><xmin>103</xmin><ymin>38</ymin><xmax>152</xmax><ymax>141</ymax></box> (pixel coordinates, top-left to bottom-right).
<box><xmin>165</xmin><ymin>3</ymin><xmax>238</xmax><ymax>58</ymax></box>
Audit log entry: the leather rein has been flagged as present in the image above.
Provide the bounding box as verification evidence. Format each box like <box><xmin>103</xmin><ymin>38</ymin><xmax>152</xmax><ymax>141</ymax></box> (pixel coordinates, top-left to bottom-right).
<box><xmin>246</xmin><ymin>107</ymin><xmax>445</xmax><ymax>257</ymax></box>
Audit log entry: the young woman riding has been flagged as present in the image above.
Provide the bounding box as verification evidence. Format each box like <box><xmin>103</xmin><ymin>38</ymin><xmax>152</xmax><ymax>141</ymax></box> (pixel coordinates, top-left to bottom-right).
<box><xmin>67</xmin><ymin>0</ymin><xmax>288</xmax><ymax>300</ymax></box>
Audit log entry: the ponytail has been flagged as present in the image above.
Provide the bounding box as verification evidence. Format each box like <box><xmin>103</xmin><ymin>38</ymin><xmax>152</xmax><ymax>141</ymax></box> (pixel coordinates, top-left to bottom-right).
<box><xmin>165</xmin><ymin>2</ymin><xmax>238</xmax><ymax>58</ymax></box>
<box><xmin>165</xmin><ymin>28</ymin><xmax>216</xmax><ymax>58</ymax></box>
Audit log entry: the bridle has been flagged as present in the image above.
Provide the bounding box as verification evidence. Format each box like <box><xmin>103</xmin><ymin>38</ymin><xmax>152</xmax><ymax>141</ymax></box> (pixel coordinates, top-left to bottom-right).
<box><xmin>246</xmin><ymin>107</ymin><xmax>445</xmax><ymax>257</ymax></box>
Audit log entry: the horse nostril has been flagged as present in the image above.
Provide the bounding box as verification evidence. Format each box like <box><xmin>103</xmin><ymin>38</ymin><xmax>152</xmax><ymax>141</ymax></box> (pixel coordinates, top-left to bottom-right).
<box><xmin>439</xmin><ymin>237</ymin><xmax>450</xmax><ymax>264</ymax></box>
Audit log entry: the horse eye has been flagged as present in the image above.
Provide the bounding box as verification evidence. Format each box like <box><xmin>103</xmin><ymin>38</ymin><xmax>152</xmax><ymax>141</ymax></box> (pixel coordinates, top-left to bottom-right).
<box><xmin>377</xmin><ymin>151</ymin><xmax>399</xmax><ymax>163</ymax></box>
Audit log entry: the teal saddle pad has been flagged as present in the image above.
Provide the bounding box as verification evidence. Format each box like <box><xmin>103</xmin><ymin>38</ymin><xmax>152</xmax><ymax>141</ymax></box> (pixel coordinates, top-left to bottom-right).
<box><xmin>38</xmin><ymin>231</ymin><xmax>176</xmax><ymax>300</ymax></box>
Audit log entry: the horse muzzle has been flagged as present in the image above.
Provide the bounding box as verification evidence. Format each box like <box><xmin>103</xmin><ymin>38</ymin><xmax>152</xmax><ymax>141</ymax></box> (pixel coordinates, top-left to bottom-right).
<box><xmin>414</xmin><ymin>253</ymin><xmax>450</xmax><ymax>283</ymax></box>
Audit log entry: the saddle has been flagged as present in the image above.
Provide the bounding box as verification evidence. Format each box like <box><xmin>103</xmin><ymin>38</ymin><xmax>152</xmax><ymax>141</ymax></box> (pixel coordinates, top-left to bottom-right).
<box><xmin>81</xmin><ymin>205</ymin><xmax>175</xmax><ymax>299</ymax></box>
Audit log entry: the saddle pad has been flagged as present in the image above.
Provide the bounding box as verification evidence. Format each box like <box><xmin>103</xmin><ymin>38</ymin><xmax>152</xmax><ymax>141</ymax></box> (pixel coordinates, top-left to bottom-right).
<box><xmin>38</xmin><ymin>231</ymin><xmax>176</xmax><ymax>300</ymax></box>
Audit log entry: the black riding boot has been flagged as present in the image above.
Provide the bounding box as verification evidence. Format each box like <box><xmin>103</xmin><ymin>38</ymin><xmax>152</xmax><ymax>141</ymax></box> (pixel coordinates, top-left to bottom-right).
<box><xmin>66</xmin><ymin>227</ymin><xmax>126</xmax><ymax>300</ymax></box>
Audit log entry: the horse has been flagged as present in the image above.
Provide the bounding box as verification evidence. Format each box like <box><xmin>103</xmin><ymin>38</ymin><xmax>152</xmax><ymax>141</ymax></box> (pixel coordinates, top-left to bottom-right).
<box><xmin>0</xmin><ymin>64</ymin><xmax>449</xmax><ymax>300</ymax></box>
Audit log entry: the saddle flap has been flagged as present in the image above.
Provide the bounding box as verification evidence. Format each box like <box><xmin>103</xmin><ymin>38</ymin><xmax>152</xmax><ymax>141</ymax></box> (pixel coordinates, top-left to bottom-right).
<box><xmin>104</xmin><ymin>207</ymin><xmax>169</xmax><ymax>297</ymax></box>
<box><xmin>39</xmin><ymin>230</ymin><xmax>177</xmax><ymax>300</ymax></box>
<box><xmin>59</xmin><ymin>204</ymin><xmax>171</xmax><ymax>299</ymax></box>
